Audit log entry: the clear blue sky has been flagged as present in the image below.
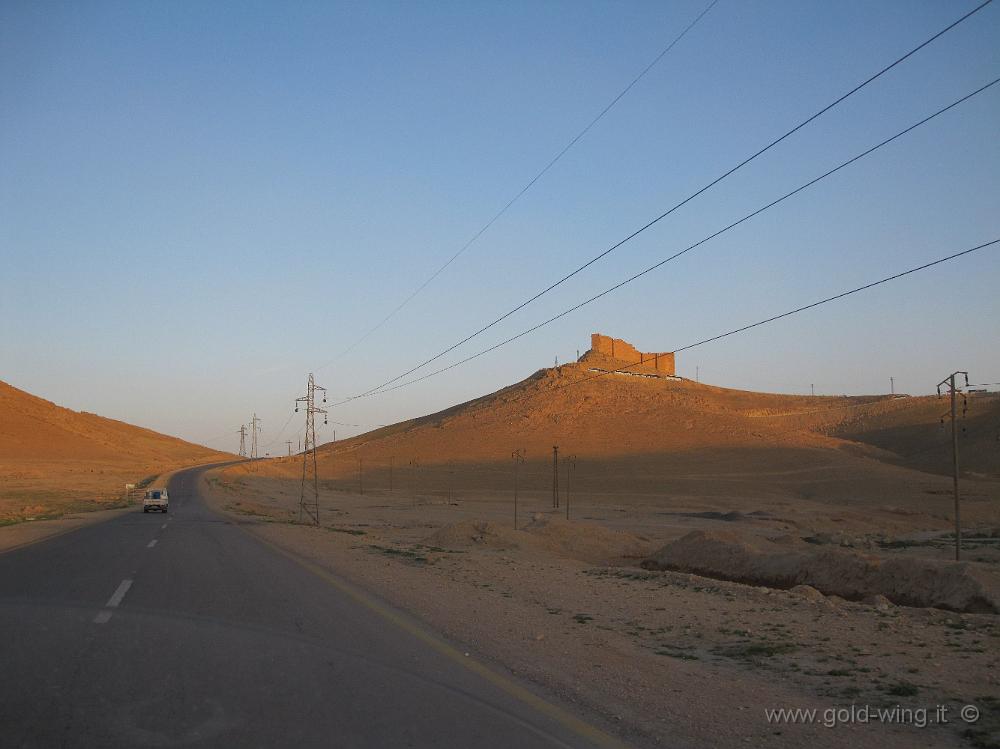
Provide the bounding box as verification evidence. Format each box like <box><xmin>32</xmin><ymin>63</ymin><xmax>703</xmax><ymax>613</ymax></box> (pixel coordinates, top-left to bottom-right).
<box><xmin>2</xmin><ymin>0</ymin><xmax>998</xmax><ymax>453</ymax></box>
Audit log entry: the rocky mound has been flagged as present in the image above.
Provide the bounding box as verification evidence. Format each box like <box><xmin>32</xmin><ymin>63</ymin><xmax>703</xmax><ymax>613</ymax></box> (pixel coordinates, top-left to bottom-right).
<box><xmin>521</xmin><ymin>515</ymin><xmax>653</xmax><ymax>564</ymax></box>
<box><xmin>642</xmin><ymin>530</ymin><xmax>1000</xmax><ymax>613</ymax></box>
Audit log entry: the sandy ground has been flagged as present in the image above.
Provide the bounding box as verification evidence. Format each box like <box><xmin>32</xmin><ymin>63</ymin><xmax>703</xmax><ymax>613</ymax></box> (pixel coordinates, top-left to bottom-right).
<box><xmin>203</xmin><ymin>469</ymin><xmax>1000</xmax><ymax>749</ymax></box>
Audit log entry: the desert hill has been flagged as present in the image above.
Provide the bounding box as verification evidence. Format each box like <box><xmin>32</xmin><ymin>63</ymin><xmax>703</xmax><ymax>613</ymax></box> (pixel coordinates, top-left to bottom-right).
<box><xmin>0</xmin><ymin>379</ymin><xmax>233</xmax><ymax>521</ymax></box>
<box><xmin>833</xmin><ymin>390</ymin><xmax>1000</xmax><ymax>477</ymax></box>
<box><xmin>242</xmin><ymin>339</ymin><xmax>998</xmax><ymax>535</ymax></box>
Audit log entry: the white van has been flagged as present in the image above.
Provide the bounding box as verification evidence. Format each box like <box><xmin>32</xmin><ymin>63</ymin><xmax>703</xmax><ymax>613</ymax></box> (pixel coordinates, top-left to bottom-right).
<box><xmin>143</xmin><ymin>488</ymin><xmax>169</xmax><ymax>513</ymax></box>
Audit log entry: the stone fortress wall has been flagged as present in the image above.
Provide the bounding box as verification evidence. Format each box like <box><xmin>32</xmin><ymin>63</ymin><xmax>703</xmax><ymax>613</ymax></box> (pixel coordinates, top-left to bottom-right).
<box><xmin>588</xmin><ymin>333</ymin><xmax>675</xmax><ymax>376</ymax></box>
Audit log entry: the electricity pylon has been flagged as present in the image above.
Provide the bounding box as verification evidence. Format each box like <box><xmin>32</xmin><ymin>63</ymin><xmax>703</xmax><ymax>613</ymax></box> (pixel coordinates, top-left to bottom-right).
<box><xmin>295</xmin><ymin>373</ymin><xmax>327</xmax><ymax>525</ymax></box>
<box><xmin>249</xmin><ymin>413</ymin><xmax>261</xmax><ymax>461</ymax></box>
<box><xmin>237</xmin><ymin>424</ymin><xmax>247</xmax><ymax>458</ymax></box>
<box><xmin>937</xmin><ymin>371</ymin><xmax>969</xmax><ymax>561</ymax></box>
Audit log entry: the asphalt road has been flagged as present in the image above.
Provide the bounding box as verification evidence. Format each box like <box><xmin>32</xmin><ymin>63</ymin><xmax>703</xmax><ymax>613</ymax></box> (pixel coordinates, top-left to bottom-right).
<box><xmin>0</xmin><ymin>465</ymin><xmax>619</xmax><ymax>748</ymax></box>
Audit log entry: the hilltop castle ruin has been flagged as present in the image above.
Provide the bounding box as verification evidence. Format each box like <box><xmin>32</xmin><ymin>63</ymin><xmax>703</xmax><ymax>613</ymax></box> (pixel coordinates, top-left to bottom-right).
<box><xmin>583</xmin><ymin>333</ymin><xmax>676</xmax><ymax>377</ymax></box>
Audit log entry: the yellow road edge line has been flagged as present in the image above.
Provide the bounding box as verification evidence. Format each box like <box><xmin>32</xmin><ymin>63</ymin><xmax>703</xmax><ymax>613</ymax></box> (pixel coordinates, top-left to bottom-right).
<box><xmin>235</xmin><ymin>520</ymin><xmax>627</xmax><ymax>749</ymax></box>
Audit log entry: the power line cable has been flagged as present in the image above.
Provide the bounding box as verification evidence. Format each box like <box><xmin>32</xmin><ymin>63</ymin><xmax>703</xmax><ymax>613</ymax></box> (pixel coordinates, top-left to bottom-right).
<box><xmin>196</xmin><ymin>428</ymin><xmax>244</xmax><ymax>446</ymax></box>
<box><xmin>316</xmin><ymin>0</ymin><xmax>721</xmax><ymax>371</ymax></box>
<box><xmin>472</xmin><ymin>238</ymin><xmax>1000</xmax><ymax>412</ymax></box>
<box><xmin>371</xmin><ymin>238</ymin><xmax>1000</xmax><ymax>411</ymax></box>
<box><xmin>353</xmin><ymin>0</ymin><xmax>994</xmax><ymax>398</ymax></box>
<box><xmin>331</xmin><ymin>78</ymin><xmax>999</xmax><ymax>405</ymax></box>
<box><xmin>672</xmin><ymin>240</ymin><xmax>999</xmax><ymax>353</ymax></box>
<box><xmin>260</xmin><ymin>410</ymin><xmax>296</xmax><ymax>451</ymax></box>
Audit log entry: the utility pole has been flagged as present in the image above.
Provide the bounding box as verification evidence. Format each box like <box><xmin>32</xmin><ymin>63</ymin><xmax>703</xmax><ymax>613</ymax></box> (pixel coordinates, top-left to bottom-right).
<box><xmin>237</xmin><ymin>424</ymin><xmax>247</xmax><ymax>458</ymax></box>
<box><xmin>285</xmin><ymin>440</ymin><xmax>293</xmax><ymax>457</ymax></box>
<box><xmin>295</xmin><ymin>373</ymin><xmax>327</xmax><ymax>525</ymax></box>
<box><xmin>409</xmin><ymin>458</ymin><xmax>420</xmax><ymax>508</ymax></box>
<box><xmin>249</xmin><ymin>414</ymin><xmax>261</xmax><ymax>462</ymax></box>
<box><xmin>811</xmin><ymin>383</ymin><xmax>815</xmax><ymax>396</ymax></box>
<box><xmin>552</xmin><ymin>446</ymin><xmax>559</xmax><ymax>509</ymax></box>
<box><xmin>890</xmin><ymin>376</ymin><xmax>895</xmax><ymax>395</ymax></box>
<box><xmin>937</xmin><ymin>371</ymin><xmax>969</xmax><ymax>561</ymax></box>
<box><xmin>512</xmin><ymin>449</ymin><xmax>525</xmax><ymax>529</ymax></box>
<box><xmin>565</xmin><ymin>455</ymin><xmax>577</xmax><ymax>521</ymax></box>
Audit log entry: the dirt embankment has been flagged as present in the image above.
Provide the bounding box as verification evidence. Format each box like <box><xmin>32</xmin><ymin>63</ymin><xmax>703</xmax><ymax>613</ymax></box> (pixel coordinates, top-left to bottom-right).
<box><xmin>642</xmin><ymin>530</ymin><xmax>1000</xmax><ymax>613</ymax></box>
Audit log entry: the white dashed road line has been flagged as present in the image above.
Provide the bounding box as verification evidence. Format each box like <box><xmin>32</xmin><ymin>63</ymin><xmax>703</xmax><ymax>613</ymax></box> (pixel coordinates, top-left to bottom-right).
<box><xmin>93</xmin><ymin>578</ymin><xmax>133</xmax><ymax>624</ymax></box>
<box><xmin>147</xmin><ymin>539</ymin><xmax>158</xmax><ymax>548</ymax></box>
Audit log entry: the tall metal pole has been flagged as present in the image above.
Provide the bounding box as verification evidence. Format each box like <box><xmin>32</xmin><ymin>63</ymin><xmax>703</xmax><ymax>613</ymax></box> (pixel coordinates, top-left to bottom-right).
<box><xmin>552</xmin><ymin>446</ymin><xmax>559</xmax><ymax>509</ymax></box>
<box><xmin>938</xmin><ymin>371</ymin><xmax>968</xmax><ymax>561</ymax></box>
<box><xmin>890</xmin><ymin>376</ymin><xmax>895</xmax><ymax>395</ymax></box>
<box><xmin>409</xmin><ymin>458</ymin><xmax>419</xmax><ymax>509</ymax></box>
<box><xmin>296</xmin><ymin>373</ymin><xmax>327</xmax><ymax>525</ymax></box>
<box><xmin>565</xmin><ymin>455</ymin><xmax>576</xmax><ymax>521</ymax></box>
<box><xmin>951</xmin><ymin>375</ymin><xmax>960</xmax><ymax>561</ymax></box>
<box><xmin>250</xmin><ymin>413</ymin><xmax>261</xmax><ymax>461</ymax></box>
<box><xmin>512</xmin><ymin>449</ymin><xmax>525</xmax><ymax>529</ymax></box>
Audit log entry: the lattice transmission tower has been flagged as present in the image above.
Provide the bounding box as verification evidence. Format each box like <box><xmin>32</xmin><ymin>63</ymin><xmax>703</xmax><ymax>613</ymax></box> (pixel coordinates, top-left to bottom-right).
<box><xmin>249</xmin><ymin>413</ymin><xmax>261</xmax><ymax>460</ymax></box>
<box><xmin>237</xmin><ymin>424</ymin><xmax>247</xmax><ymax>457</ymax></box>
<box><xmin>937</xmin><ymin>370</ymin><xmax>969</xmax><ymax>561</ymax></box>
<box><xmin>295</xmin><ymin>373</ymin><xmax>327</xmax><ymax>525</ymax></box>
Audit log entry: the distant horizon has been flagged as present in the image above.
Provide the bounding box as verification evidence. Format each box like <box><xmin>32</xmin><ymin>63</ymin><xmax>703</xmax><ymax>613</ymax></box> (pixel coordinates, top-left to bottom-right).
<box><xmin>4</xmin><ymin>338</ymin><xmax>993</xmax><ymax>455</ymax></box>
